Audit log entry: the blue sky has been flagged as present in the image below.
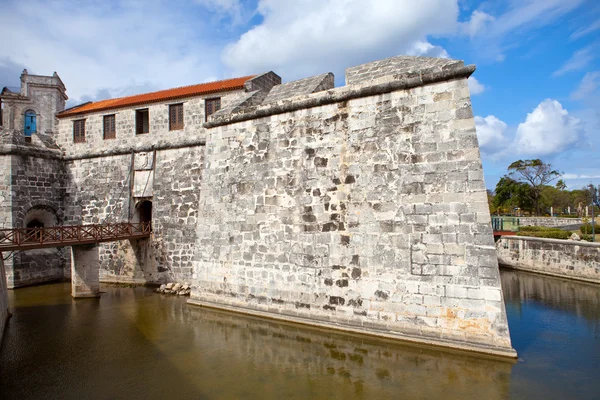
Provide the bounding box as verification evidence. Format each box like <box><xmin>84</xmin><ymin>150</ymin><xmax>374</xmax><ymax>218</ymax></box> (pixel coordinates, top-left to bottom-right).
<box><xmin>1</xmin><ymin>0</ymin><xmax>598</xmax><ymax>191</ymax></box>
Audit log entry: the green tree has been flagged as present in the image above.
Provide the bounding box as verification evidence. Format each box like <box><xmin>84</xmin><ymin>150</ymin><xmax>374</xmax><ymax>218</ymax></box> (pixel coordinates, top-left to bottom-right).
<box><xmin>508</xmin><ymin>159</ymin><xmax>561</xmax><ymax>215</ymax></box>
<box><xmin>493</xmin><ymin>176</ymin><xmax>533</xmax><ymax>214</ymax></box>
<box><xmin>587</xmin><ymin>184</ymin><xmax>600</xmax><ymax>208</ymax></box>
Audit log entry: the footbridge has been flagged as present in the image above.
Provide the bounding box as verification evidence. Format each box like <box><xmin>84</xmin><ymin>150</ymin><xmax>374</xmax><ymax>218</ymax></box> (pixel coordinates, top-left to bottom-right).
<box><xmin>0</xmin><ymin>222</ymin><xmax>152</xmax><ymax>298</ymax></box>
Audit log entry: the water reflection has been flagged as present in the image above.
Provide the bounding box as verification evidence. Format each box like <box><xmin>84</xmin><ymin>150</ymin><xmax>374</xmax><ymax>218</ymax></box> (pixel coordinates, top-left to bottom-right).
<box><xmin>502</xmin><ymin>268</ymin><xmax>600</xmax><ymax>330</ymax></box>
<box><xmin>501</xmin><ymin>268</ymin><xmax>600</xmax><ymax>400</ymax></box>
<box><xmin>1</xmin><ymin>283</ymin><xmax>513</xmax><ymax>400</ymax></box>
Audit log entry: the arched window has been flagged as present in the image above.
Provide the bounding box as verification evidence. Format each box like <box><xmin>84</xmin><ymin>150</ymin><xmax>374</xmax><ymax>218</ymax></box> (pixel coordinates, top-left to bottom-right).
<box><xmin>24</xmin><ymin>110</ymin><xmax>37</xmax><ymax>140</ymax></box>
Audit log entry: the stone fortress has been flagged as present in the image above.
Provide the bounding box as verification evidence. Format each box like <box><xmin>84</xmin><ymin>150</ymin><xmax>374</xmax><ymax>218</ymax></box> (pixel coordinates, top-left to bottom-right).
<box><xmin>0</xmin><ymin>55</ymin><xmax>516</xmax><ymax>357</ymax></box>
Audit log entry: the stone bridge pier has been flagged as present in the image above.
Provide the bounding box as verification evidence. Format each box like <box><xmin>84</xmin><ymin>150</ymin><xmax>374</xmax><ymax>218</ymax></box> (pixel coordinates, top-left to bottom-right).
<box><xmin>71</xmin><ymin>245</ymin><xmax>100</xmax><ymax>298</ymax></box>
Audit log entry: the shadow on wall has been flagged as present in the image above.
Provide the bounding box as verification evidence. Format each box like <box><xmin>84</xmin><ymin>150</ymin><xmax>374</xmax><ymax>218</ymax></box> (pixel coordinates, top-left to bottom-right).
<box><xmin>8</xmin><ymin>205</ymin><xmax>69</xmax><ymax>288</ymax></box>
<box><xmin>99</xmin><ymin>199</ymin><xmax>169</xmax><ymax>284</ymax></box>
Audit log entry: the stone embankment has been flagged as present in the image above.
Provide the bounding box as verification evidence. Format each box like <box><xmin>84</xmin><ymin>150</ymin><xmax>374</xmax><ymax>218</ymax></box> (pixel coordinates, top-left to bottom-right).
<box><xmin>496</xmin><ymin>235</ymin><xmax>600</xmax><ymax>284</ymax></box>
<box><xmin>156</xmin><ymin>282</ymin><xmax>191</xmax><ymax>296</ymax></box>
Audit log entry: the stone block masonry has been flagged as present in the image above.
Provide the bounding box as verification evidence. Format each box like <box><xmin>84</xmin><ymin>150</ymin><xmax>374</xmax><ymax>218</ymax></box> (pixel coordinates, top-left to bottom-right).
<box><xmin>189</xmin><ymin>56</ymin><xmax>516</xmax><ymax>358</ymax></box>
<box><xmin>497</xmin><ymin>235</ymin><xmax>600</xmax><ymax>284</ymax></box>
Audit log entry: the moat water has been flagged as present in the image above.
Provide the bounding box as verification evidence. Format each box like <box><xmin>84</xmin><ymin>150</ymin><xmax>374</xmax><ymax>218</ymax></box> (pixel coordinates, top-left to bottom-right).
<box><xmin>1</xmin><ymin>269</ymin><xmax>599</xmax><ymax>399</ymax></box>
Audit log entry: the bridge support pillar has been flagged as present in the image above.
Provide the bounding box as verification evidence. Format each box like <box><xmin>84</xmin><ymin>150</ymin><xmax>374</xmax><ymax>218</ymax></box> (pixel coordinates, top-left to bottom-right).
<box><xmin>71</xmin><ymin>245</ymin><xmax>101</xmax><ymax>298</ymax></box>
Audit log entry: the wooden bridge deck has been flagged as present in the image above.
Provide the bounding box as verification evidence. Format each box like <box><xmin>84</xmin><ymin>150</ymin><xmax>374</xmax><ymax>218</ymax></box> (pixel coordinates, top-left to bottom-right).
<box><xmin>0</xmin><ymin>222</ymin><xmax>151</xmax><ymax>252</ymax></box>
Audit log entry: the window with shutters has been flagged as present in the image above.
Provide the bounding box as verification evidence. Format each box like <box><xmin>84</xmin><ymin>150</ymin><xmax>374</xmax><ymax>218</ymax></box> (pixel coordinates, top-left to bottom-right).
<box><xmin>136</xmin><ymin>109</ymin><xmax>149</xmax><ymax>134</ymax></box>
<box><xmin>103</xmin><ymin>114</ymin><xmax>116</xmax><ymax>139</ymax></box>
<box><xmin>73</xmin><ymin>119</ymin><xmax>86</xmax><ymax>143</ymax></box>
<box><xmin>205</xmin><ymin>97</ymin><xmax>221</xmax><ymax>121</ymax></box>
<box><xmin>169</xmin><ymin>103</ymin><xmax>184</xmax><ymax>131</ymax></box>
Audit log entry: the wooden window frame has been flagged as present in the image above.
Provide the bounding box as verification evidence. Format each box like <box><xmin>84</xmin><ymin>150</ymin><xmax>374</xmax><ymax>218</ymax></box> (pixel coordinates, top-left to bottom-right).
<box><xmin>205</xmin><ymin>97</ymin><xmax>221</xmax><ymax>121</ymax></box>
<box><xmin>136</xmin><ymin>109</ymin><xmax>149</xmax><ymax>135</ymax></box>
<box><xmin>169</xmin><ymin>103</ymin><xmax>184</xmax><ymax>131</ymax></box>
<box><xmin>103</xmin><ymin>114</ymin><xmax>116</xmax><ymax>139</ymax></box>
<box><xmin>73</xmin><ymin>119</ymin><xmax>86</xmax><ymax>143</ymax></box>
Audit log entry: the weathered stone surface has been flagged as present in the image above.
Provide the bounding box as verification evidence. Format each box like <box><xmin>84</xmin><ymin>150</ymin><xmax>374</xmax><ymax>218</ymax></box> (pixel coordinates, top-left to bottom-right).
<box><xmin>497</xmin><ymin>236</ymin><xmax>600</xmax><ymax>283</ymax></box>
<box><xmin>345</xmin><ymin>55</ymin><xmax>465</xmax><ymax>86</ymax></box>
<box><xmin>262</xmin><ymin>73</ymin><xmax>334</xmax><ymax>104</ymax></box>
<box><xmin>190</xmin><ymin>59</ymin><xmax>515</xmax><ymax>357</ymax></box>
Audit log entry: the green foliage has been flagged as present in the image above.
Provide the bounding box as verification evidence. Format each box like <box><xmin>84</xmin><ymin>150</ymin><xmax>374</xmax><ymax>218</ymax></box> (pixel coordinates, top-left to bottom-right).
<box><xmin>519</xmin><ymin>229</ymin><xmax>573</xmax><ymax>240</ymax></box>
<box><xmin>507</xmin><ymin>159</ymin><xmax>561</xmax><ymax>215</ymax></box>
<box><xmin>519</xmin><ymin>226</ymin><xmax>550</xmax><ymax>232</ymax></box>
<box><xmin>580</xmin><ymin>234</ymin><xmax>595</xmax><ymax>242</ymax></box>
<box><xmin>492</xmin><ymin>176</ymin><xmax>533</xmax><ymax>214</ymax></box>
<box><xmin>580</xmin><ymin>222</ymin><xmax>597</xmax><ymax>234</ymax></box>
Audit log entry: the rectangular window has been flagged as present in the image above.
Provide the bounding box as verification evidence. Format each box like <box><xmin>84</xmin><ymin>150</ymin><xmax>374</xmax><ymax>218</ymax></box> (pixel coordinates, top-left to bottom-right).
<box><xmin>205</xmin><ymin>98</ymin><xmax>221</xmax><ymax>121</ymax></box>
<box><xmin>136</xmin><ymin>109</ymin><xmax>149</xmax><ymax>134</ymax></box>
<box><xmin>73</xmin><ymin>119</ymin><xmax>86</xmax><ymax>143</ymax></box>
<box><xmin>103</xmin><ymin>114</ymin><xmax>116</xmax><ymax>139</ymax></box>
<box><xmin>169</xmin><ymin>103</ymin><xmax>184</xmax><ymax>130</ymax></box>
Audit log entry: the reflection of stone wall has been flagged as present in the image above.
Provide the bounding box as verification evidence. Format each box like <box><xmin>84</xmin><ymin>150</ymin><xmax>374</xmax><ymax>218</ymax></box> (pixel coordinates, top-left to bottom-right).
<box><xmin>184</xmin><ymin>307</ymin><xmax>512</xmax><ymax>399</ymax></box>
<box><xmin>7</xmin><ymin>249</ymin><xmax>67</xmax><ymax>288</ymax></box>
<box><xmin>501</xmin><ymin>268</ymin><xmax>600</xmax><ymax>324</ymax></box>
<box><xmin>497</xmin><ymin>236</ymin><xmax>600</xmax><ymax>284</ymax></box>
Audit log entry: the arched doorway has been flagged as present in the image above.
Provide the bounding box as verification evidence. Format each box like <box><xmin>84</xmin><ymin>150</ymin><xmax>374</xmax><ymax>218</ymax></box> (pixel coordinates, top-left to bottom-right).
<box><xmin>24</xmin><ymin>110</ymin><xmax>36</xmax><ymax>141</ymax></box>
<box><xmin>137</xmin><ymin>200</ymin><xmax>152</xmax><ymax>226</ymax></box>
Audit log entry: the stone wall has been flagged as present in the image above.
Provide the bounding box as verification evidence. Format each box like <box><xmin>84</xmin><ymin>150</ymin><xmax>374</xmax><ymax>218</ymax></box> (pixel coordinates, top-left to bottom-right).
<box><xmin>64</xmin><ymin>146</ymin><xmax>205</xmax><ymax>284</ymax></box>
<box><xmin>190</xmin><ymin>56</ymin><xmax>515</xmax><ymax>357</ymax></box>
<box><xmin>4</xmin><ymin>152</ymin><xmax>69</xmax><ymax>288</ymax></box>
<box><xmin>496</xmin><ymin>236</ymin><xmax>600</xmax><ymax>284</ymax></box>
<box><xmin>0</xmin><ymin>154</ymin><xmax>13</xmax><ymax>283</ymax></box>
<box><xmin>518</xmin><ymin>217</ymin><xmax>584</xmax><ymax>227</ymax></box>
<box><xmin>0</xmin><ymin>256</ymin><xmax>8</xmax><ymax>347</ymax></box>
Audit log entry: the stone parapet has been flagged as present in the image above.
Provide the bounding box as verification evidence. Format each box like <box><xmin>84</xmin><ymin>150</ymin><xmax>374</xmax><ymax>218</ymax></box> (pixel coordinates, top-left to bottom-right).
<box><xmin>205</xmin><ymin>60</ymin><xmax>475</xmax><ymax>128</ymax></box>
<box><xmin>262</xmin><ymin>73</ymin><xmax>334</xmax><ymax>104</ymax></box>
<box><xmin>497</xmin><ymin>235</ymin><xmax>600</xmax><ymax>284</ymax></box>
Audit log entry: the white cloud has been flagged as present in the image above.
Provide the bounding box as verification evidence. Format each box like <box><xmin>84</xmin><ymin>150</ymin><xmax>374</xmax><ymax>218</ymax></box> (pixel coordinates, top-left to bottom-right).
<box><xmin>468</xmin><ymin>76</ymin><xmax>485</xmax><ymax>95</ymax></box>
<box><xmin>475</xmin><ymin>115</ymin><xmax>508</xmax><ymax>155</ymax></box>
<box><xmin>460</xmin><ymin>1</ymin><xmax>586</xmax><ymax>60</ymax></box>
<box><xmin>406</xmin><ymin>41</ymin><xmax>449</xmax><ymax>58</ymax></box>
<box><xmin>193</xmin><ymin>0</ymin><xmax>250</xmax><ymax>25</ymax></box>
<box><xmin>571</xmin><ymin>71</ymin><xmax>600</xmax><ymax>100</ymax></box>
<box><xmin>514</xmin><ymin>99</ymin><xmax>582</xmax><ymax>156</ymax></box>
<box><xmin>222</xmin><ymin>0</ymin><xmax>459</xmax><ymax>82</ymax></box>
<box><xmin>460</xmin><ymin>10</ymin><xmax>494</xmax><ymax>37</ymax></box>
<box><xmin>0</xmin><ymin>0</ymin><xmax>230</xmax><ymax>104</ymax></box>
<box><xmin>553</xmin><ymin>46</ymin><xmax>597</xmax><ymax>76</ymax></box>
<box><xmin>562</xmin><ymin>173</ymin><xmax>600</xmax><ymax>180</ymax></box>
<box><xmin>571</xmin><ymin>19</ymin><xmax>600</xmax><ymax>40</ymax></box>
<box><xmin>484</xmin><ymin>0</ymin><xmax>585</xmax><ymax>38</ymax></box>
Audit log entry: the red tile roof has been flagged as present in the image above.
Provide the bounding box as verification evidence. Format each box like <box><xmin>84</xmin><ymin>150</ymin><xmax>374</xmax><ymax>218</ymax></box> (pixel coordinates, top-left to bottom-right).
<box><xmin>57</xmin><ymin>75</ymin><xmax>254</xmax><ymax>118</ymax></box>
